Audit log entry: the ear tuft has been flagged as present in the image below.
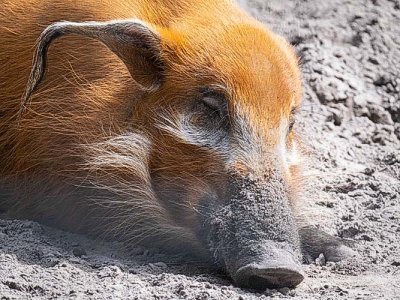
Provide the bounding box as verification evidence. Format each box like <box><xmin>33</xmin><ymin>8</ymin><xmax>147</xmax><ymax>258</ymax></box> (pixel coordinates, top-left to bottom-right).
<box><xmin>21</xmin><ymin>20</ymin><xmax>164</xmax><ymax>114</ymax></box>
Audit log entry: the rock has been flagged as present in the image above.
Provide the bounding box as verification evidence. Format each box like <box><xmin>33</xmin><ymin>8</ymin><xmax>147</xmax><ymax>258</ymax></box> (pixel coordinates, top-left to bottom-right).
<box><xmin>3</xmin><ymin>281</ymin><xmax>23</xmax><ymax>291</ymax></box>
<box><xmin>363</xmin><ymin>167</ymin><xmax>375</xmax><ymax>175</ymax></box>
<box><xmin>264</xmin><ymin>289</ymin><xmax>278</xmax><ymax>297</ymax></box>
<box><xmin>315</xmin><ymin>253</ymin><xmax>326</xmax><ymax>266</ymax></box>
<box><xmin>374</xmin><ymin>74</ymin><xmax>391</xmax><ymax>86</ymax></box>
<box><xmin>361</xmin><ymin>235</ymin><xmax>373</xmax><ymax>241</ymax></box>
<box><xmin>327</xmin><ymin>105</ymin><xmax>347</xmax><ymax>126</ymax></box>
<box><xmin>367</xmin><ymin>104</ymin><xmax>394</xmax><ymax>125</ymax></box>
<box><xmin>128</xmin><ymin>267</ymin><xmax>139</xmax><ymax>274</ymax></box>
<box><xmin>382</xmin><ymin>153</ymin><xmax>400</xmax><ymax>165</ymax></box>
<box><xmin>339</xmin><ymin>226</ymin><xmax>361</xmax><ymax>238</ymax></box>
<box><xmin>278</xmin><ymin>287</ymin><xmax>291</xmax><ymax>295</ymax></box>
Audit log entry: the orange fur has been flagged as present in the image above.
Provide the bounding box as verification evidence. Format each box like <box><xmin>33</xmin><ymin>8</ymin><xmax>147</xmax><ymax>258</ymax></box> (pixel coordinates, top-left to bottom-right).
<box><xmin>0</xmin><ymin>0</ymin><xmax>302</xmax><ymax>255</ymax></box>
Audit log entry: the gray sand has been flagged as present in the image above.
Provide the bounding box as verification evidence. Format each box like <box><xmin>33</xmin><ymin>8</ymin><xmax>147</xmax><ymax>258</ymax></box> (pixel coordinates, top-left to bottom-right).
<box><xmin>1</xmin><ymin>0</ymin><xmax>399</xmax><ymax>299</ymax></box>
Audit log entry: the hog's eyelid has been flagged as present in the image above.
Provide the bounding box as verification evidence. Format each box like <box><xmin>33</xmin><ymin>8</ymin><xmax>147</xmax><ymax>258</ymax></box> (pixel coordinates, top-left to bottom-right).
<box><xmin>202</xmin><ymin>96</ymin><xmax>222</xmax><ymax>110</ymax></box>
<box><xmin>199</xmin><ymin>88</ymin><xmax>228</xmax><ymax>119</ymax></box>
<box><xmin>201</xmin><ymin>97</ymin><xmax>226</xmax><ymax>120</ymax></box>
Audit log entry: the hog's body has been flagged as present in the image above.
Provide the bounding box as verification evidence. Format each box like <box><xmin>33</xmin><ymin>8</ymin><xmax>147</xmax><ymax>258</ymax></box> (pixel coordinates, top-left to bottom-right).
<box><xmin>0</xmin><ymin>0</ymin><xmax>354</xmax><ymax>289</ymax></box>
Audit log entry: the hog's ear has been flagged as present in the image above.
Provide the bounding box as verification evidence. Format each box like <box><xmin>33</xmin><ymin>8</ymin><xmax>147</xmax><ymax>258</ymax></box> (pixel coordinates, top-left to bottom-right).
<box><xmin>22</xmin><ymin>20</ymin><xmax>164</xmax><ymax>110</ymax></box>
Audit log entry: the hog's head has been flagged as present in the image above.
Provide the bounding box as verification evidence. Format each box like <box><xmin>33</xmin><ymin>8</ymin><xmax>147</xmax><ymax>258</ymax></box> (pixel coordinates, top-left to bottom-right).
<box><xmin>23</xmin><ymin>6</ymin><xmax>304</xmax><ymax>289</ymax></box>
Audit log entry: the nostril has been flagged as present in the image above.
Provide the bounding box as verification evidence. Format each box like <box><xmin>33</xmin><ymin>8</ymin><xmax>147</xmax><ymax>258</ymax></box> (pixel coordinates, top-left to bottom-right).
<box><xmin>234</xmin><ymin>265</ymin><xmax>304</xmax><ymax>290</ymax></box>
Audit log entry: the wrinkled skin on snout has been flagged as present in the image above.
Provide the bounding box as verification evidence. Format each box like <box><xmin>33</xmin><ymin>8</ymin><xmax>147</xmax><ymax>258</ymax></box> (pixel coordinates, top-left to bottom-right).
<box><xmin>1</xmin><ymin>0</ymin><xmax>356</xmax><ymax>291</ymax></box>
<box><xmin>207</xmin><ymin>173</ymin><xmax>304</xmax><ymax>288</ymax></box>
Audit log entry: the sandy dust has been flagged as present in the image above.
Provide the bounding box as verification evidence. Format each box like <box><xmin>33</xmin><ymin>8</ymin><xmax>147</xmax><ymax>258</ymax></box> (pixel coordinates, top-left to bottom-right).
<box><xmin>1</xmin><ymin>0</ymin><xmax>399</xmax><ymax>299</ymax></box>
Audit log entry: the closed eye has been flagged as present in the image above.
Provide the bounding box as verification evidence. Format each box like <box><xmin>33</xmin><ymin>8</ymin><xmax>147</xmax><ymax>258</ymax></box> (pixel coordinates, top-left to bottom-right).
<box><xmin>202</xmin><ymin>96</ymin><xmax>223</xmax><ymax>117</ymax></box>
<box><xmin>199</xmin><ymin>87</ymin><xmax>228</xmax><ymax>120</ymax></box>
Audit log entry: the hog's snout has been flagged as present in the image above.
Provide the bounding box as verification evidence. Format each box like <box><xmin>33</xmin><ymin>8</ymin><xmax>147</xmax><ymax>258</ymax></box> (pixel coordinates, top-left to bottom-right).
<box><xmin>206</xmin><ymin>173</ymin><xmax>303</xmax><ymax>290</ymax></box>
<box><xmin>229</xmin><ymin>241</ymin><xmax>304</xmax><ymax>289</ymax></box>
<box><xmin>235</xmin><ymin>265</ymin><xmax>303</xmax><ymax>290</ymax></box>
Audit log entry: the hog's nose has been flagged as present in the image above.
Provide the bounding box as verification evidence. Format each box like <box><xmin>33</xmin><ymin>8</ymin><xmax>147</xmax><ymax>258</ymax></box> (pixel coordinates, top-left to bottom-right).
<box><xmin>233</xmin><ymin>262</ymin><xmax>304</xmax><ymax>289</ymax></box>
<box><xmin>226</xmin><ymin>242</ymin><xmax>304</xmax><ymax>290</ymax></box>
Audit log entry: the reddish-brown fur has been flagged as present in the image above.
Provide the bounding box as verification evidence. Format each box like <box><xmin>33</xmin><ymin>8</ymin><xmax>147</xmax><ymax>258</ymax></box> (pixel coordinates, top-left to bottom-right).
<box><xmin>0</xmin><ymin>0</ymin><xmax>302</xmax><ymax>256</ymax></box>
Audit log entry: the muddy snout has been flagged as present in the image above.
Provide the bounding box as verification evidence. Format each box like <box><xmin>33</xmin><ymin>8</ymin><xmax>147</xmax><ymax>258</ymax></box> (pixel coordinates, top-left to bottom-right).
<box><xmin>207</xmin><ymin>173</ymin><xmax>303</xmax><ymax>290</ymax></box>
<box><xmin>227</xmin><ymin>241</ymin><xmax>304</xmax><ymax>289</ymax></box>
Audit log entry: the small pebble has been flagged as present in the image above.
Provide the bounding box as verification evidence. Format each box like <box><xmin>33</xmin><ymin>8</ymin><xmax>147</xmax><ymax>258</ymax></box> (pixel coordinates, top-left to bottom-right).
<box><xmin>279</xmin><ymin>287</ymin><xmax>290</xmax><ymax>295</ymax></box>
<box><xmin>129</xmin><ymin>267</ymin><xmax>139</xmax><ymax>274</ymax></box>
<box><xmin>315</xmin><ymin>253</ymin><xmax>326</xmax><ymax>266</ymax></box>
<box><xmin>363</xmin><ymin>168</ymin><xmax>375</xmax><ymax>175</ymax></box>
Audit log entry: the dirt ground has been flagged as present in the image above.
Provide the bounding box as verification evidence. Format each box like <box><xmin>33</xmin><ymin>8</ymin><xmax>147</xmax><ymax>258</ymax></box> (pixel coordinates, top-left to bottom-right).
<box><xmin>1</xmin><ymin>0</ymin><xmax>399</xmax><ymax>299</ymax></box>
